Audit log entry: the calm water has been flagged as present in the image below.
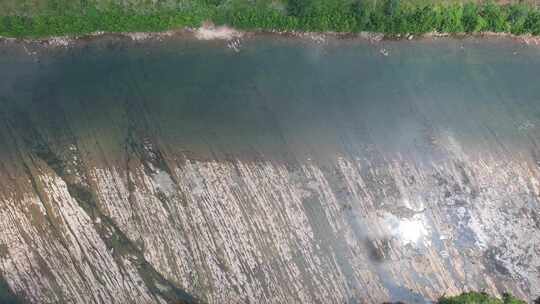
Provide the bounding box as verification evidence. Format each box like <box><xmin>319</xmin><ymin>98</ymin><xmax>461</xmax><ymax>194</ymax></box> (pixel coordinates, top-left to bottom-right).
<box><xmin>2</xmin><ymin>36</ymin><xmax>540</xmax><ymax>163</ymax></box>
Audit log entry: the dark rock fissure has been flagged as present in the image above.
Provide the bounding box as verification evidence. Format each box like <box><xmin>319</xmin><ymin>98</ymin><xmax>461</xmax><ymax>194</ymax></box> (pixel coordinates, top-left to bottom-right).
<box><xmin>6</xmin><ymin>110</ymin><xmax>200</xmax><ymax>304</ymax></box>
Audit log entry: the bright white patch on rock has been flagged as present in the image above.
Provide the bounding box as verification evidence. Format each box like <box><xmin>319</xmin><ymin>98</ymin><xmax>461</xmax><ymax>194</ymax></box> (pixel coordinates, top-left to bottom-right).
<box><xmin>384</xmin><ymin>213</ymin><xmax>430</xmax><ymax>246</ymax></box>
<box><xmin>46</xmin><ymin>37</ymin><xmax>72</xmax><ymax>47</ymax></box>
<box><xmin>397</xmin><ymin>217</ymin><xmax>429</xmax><ymax>244</ymax></box>
<box><xmin>128</xmin><ymin>32</ymin><xmax>152</xmax><ymax>41</ymax></box>
<box><xmin>152</xmin><ymin>170</ymin><xmax>176</xmax><ymax>196</ymax></box>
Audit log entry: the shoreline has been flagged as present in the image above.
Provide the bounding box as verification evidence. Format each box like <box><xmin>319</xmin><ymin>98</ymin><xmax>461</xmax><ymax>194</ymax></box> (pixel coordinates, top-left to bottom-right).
<box><xmin>2</xmin><ymin>25</ymin><xmax>540</xmax><ymax>48</ymax></box>
<box><xmin>2</xmin><ymin>0</ymin><xmax>540</xmax><ymax>45</ymax></box>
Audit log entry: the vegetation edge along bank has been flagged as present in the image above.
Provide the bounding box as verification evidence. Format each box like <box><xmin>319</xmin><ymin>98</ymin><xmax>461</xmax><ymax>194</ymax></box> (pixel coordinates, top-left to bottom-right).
<box><xmin>1</xmin><ymin>0</ymin><xmax>540</xmax><ymax>39</ymax></box>
<box><xmin>0</xmin><ymin>289</ymin><xmax>536</xmax><ymax>304</ymax></box>
<box><xmin>2</xmin><ymin>28</ymin><xmax>540</xmax><ymax>48</ymax></box>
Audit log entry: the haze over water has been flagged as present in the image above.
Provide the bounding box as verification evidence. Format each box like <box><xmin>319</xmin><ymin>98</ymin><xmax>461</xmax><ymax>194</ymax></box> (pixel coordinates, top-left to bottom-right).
<box><xmin>1</xmin><ymin>36</ymin><xmax>540</xmax><ymax>303</ymax></box>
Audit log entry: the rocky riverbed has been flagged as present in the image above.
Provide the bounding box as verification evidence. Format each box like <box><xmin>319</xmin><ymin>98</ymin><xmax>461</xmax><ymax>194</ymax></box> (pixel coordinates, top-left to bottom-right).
<box><xmin>0</xmin><ymin>35</ymin><xmax>539</xmax><ymax>303</ymax></box>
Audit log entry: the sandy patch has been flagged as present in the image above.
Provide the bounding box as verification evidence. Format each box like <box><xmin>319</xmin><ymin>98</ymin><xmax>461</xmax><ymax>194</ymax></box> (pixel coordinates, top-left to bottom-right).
<box><xmin>127</xmin><ymin>32</ymin><xmax>152</xmax><ymax>41</ymax></box>
<box><xmin>195</xmin><ymin>23</ymin><xmax>243</xmax><ymax>40</ymax></box>
<box><xmin>358</xmin><ymin>31</ymin><xmax>384</xmax><ymax>42</ymax></box>
<box><xmin>126</xmin><ymin>31</ymin><xmax>175</xmax><ymax>41</ymax></box>
<box><xmin>521</xmin><ymin>34</ymin><xmax>540</xmax><ymax>45</ymax></box>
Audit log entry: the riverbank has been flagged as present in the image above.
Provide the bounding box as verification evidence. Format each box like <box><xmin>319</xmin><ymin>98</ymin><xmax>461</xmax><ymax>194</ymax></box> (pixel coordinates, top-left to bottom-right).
<box><xmin>1</xmin><ymin>0</ymin><xmax>539</xmax><ymax>39</ymax></box>
<box><xmin>2</xmin><ymin>24</ymin><xmax>540</xmax><ymax>51</ymax></box>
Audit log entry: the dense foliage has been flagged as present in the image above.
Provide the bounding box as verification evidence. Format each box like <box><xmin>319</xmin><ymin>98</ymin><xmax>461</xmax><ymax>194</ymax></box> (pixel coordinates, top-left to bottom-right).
<box><xmin>0</xmin><ymin>0</ymin><xmax>539</xmax><ymax>37</ymax></box>
<box><xmin>438</xmin><ymin>292</ymin><xmax>526</xmax><ymax>304</ymax></box>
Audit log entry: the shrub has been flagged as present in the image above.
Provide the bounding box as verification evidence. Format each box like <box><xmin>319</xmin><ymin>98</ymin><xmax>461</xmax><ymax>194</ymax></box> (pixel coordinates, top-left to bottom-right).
<box><xmin>525</xmin><ymin>10</ymin><xmax>540</xmax><ymax>35</ymax></box>
<box><xmin>507</xmin><ymin>4</ymin><xmax>529</xmax><ymax>34</ymax></box>
<box><xmin>438</xmin><ymin>291</ymin><xmax>526</xmax><ymax>304</ymax></box>
<box><xmin>481</xmin><ymin>1</ymin><xmax>509</xmax><ymax>32</ymax></box>
<box><xmin>462</xmin><ymin>2</ymin><xmax>479</xmax><ymax>33</ymax></box>
<box><xmin>437</xmin><ymin>4</ymin><xmax>464</xmax><ymax>33</ymax></box>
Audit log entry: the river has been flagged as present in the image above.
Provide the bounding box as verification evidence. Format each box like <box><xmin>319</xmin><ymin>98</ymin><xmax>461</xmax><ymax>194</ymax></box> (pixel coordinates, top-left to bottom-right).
<box><xmin>0</xmin><ymin>34</ymin><xmax>539</xmax><ymax>303</ymax></box>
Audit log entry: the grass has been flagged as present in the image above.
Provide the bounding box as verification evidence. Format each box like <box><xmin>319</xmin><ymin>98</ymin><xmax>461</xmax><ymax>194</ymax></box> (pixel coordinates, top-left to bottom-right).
<box><xmin>438</xmin><ymin>292</ymin><xmax>527</xmax><ymax>304</ymax></box>
<box><xmin>0</xmin><ymin>0</ymin><xmax>540</xmax><ymax>37</ymax></box>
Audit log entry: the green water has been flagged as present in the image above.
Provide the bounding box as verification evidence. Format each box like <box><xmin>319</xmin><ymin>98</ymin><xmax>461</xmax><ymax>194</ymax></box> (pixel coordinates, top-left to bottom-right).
<box><xmin>2</xmin><ymin>36</ymin><xmax>540</xmax><ymax>163</ymax></box>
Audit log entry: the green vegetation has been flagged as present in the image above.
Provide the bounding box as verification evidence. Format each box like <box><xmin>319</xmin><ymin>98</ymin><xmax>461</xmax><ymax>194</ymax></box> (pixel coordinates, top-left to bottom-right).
<box><xmin>0</xmin><ymin>0</ymin><xmax>540</xmax><ymax>37</ymax></box>
<box><xmin>438</xmin><ymin>292</ymin><xmax>527</xmax><ymax>304</ymax></box>
<box><xmin>0</xmin><ymin>276</ymin><xmax>534</xmax><ymax>304</ymax></box>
